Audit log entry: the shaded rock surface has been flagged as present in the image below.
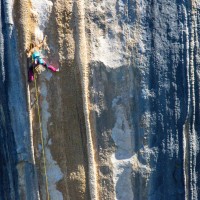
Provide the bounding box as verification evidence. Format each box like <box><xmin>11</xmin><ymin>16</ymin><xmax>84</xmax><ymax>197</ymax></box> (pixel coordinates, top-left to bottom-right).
<box><xmin>0</xmin><ymin>0</ymin><xmax>200</xmax><ymax>200</ymax></box>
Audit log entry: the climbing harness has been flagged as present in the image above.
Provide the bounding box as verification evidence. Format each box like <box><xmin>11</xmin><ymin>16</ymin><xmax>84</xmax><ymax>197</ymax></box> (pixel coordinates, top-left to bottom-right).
<box><xmin>34</xmin><ymin>74</ymin><xmax>50</xmax><ymax>200</ymax></box>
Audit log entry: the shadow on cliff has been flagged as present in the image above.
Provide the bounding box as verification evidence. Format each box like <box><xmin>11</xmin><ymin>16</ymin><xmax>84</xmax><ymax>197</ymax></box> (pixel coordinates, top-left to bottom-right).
<box><xmin>0</xmin><ymin>2</ymin><xmax>19</xmax><ymax>198</ymax></box>
<box><xmin>89</xmin><ymin>61</ymin><xmax>144</xmax><ymax>160</ymax></box>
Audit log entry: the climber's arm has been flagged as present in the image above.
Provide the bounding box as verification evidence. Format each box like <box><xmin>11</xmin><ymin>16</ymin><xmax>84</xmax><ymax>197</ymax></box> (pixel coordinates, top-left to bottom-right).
<box><xmin>26</xmin><ymin>48</ymin><xmax>34</xmax><ymax>58</ymax></box>
<box><xmin>37</xmin><ymin>35</ymin><xmax>47</xmax><ymax>49</ymax></box>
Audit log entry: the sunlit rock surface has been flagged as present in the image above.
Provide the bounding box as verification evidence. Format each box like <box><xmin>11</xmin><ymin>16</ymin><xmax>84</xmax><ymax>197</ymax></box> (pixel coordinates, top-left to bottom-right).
<box><xmin>0</xmin><ymin>0</ymin><xmax>200</xmax><ymax>199</ymax></box>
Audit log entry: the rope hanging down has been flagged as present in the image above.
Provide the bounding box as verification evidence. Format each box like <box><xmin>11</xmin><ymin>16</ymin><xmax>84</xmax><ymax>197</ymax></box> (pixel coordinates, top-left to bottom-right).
<box><xmin>34</xmin><ymin>75</ymin><xmax>50</xmax><ymax>200</ymax></box>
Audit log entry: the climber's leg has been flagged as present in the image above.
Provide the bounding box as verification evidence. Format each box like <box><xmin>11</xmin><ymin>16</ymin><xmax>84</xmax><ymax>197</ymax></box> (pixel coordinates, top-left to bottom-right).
<box><xmin>39</xmin><ymin>58</ymin><xmax>59</xmax><ymax>72</ymax></box>
<box><xmin>28</xmin><ymin>66</ymin><xmax>34</xmax><ymax>82</ymax></box>
<box><xmin>42</xmin><ymin>61</ymin><xmax>59</xmax><ymax>72</ymax></box>
<box><xmin>47</xmin><ymin>65</ymin><xmax>59</xmax><ymax>72</ymax></box>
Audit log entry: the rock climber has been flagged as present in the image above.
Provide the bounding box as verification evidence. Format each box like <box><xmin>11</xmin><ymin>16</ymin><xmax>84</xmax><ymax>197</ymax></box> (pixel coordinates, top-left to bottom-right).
<box><xmin>26</xmin><ymin>36</ymin><xmax>59</xmax><ymax>82</ymax></box>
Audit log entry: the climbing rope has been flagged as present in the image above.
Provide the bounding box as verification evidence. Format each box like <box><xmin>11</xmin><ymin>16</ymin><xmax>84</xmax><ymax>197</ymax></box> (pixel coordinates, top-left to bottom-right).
<box><xmin>34</xmin><ymin>74</ymin><xmax>50</xmax><ymax>200</ymax></box>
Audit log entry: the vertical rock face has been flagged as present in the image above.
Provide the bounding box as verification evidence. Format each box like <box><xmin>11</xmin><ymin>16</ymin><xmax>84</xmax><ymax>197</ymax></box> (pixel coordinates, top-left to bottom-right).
<box><xmin>87</xmin><ymin>0</ymin><xmax>200</xmax><ymax>199</ymax></box>
<box><xmin>0</xmin><ymin>0</ymin><xmax>200</xmax><ymax>200</ymax></box>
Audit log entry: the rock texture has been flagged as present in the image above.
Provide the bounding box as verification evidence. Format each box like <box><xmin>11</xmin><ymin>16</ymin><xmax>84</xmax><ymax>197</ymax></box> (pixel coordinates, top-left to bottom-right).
<box><xmin>0</xmin><ymin>0</ymin><xmax>200</xmax><ymax>199</ymax></box>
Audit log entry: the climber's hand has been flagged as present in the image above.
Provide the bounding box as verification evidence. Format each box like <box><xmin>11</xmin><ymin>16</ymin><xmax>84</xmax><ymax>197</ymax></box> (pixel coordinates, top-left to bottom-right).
<box><xmin>26</xmin><ymin>49</ymin><xmax>31</xmax><ymax>57</ymax></box>
<box><xmin>43</xmin><ymin>35</ymin><xmax>47</xmax><ymax>44</ymax></box>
